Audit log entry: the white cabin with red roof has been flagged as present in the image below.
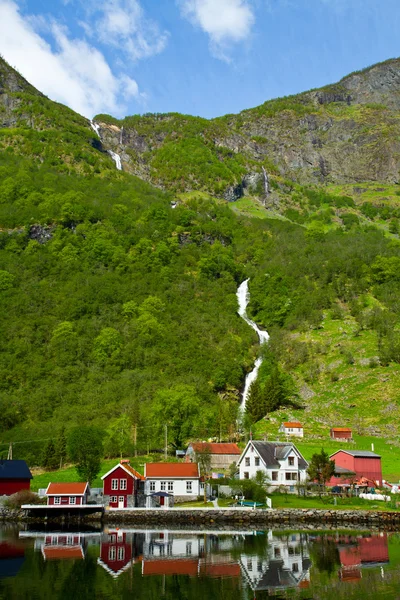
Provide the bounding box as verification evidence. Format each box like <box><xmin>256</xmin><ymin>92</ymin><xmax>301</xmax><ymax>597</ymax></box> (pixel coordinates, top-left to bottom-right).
<box><xmin>45</xmin><ymin>482</ymin><xmax>89</xmax><ymax>506</ymax></box>
<box><xmin>101</xmin><ymin>460</ymin><xmax>145</xmax><ymax>509</ymax></box>
<box><xmin>144</xmin><ymin>463</ymin><xmax>201</xmax><ymax>506</ymax></box>
<box><xmin>279</xmin><ymin>422</ymin><xmax>304</xmax><ymax>438</ymax></box>
<box><xmin>186</xmin><ymin>442</ymin><xmax>241</xmax><ymax>469</ymax></box>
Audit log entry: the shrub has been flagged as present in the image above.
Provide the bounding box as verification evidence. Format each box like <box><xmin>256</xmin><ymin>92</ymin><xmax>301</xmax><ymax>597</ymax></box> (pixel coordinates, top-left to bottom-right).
<box><xmin>5</xmin><ymin>489</ymin><xmax>45</xmax><ymax>509</ymax></box>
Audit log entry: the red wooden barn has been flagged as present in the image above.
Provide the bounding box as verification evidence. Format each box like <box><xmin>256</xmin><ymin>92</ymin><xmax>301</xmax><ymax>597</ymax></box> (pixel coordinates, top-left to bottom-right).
<box><xmin>330</xmin><ymin>427</ymin><xmax>352</xmax><ymax>441</ymax></box>
<box><xmin>329</xmin><ymin>450</ymin><xmax>383</xmax><ymax>487</ymax></box>
<box><xmin>98</xmin><ymin>530</ymin><xmax>135</xmax><ymax>577</ymax></box>
<box><xmin>101</xmin><ymin>460</ymin><xmax>144</xmax><ymax>508</ymax></box>
<box><xmin>45</xmin><ymin>482</ymin><xmax>89</xmax><ymax>506</ymax></box>
<box><xmin>0</xmin><ymin>460</ymin><xmax>32</xmax><ymax>495</ymax></box>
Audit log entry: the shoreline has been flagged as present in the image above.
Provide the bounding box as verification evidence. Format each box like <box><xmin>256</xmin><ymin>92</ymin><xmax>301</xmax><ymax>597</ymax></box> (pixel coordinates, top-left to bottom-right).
<box><xmin>7</xmin><ymin>507</ymin><xmax>400</xmax><ymax>530</ymax></box>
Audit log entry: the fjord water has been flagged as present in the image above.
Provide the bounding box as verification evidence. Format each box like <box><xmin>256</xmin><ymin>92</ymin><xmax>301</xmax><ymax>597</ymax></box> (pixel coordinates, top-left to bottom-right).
<box><xmin>2</xmin><ymin>525</ymin><xmax>400</xmax><ymax>599</ymax></box>
<box><xmin>237</xmin><ymin>279</ymin><xmax>269</xmax><ymax>408</ymax></box>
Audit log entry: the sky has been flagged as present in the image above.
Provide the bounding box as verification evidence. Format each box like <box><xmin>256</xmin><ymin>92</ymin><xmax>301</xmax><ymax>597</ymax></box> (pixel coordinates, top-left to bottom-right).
<box><xmin>0</xmin><ymin>0</ymin><xmax>399</xmax><ymax>120</ymax></box>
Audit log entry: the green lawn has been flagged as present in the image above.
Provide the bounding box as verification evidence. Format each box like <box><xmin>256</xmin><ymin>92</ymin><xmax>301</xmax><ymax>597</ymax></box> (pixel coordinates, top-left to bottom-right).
<box><xmin>269</xmin><ymin>492</ymin><xmax>397</xmax><ymax>511</ymax></box>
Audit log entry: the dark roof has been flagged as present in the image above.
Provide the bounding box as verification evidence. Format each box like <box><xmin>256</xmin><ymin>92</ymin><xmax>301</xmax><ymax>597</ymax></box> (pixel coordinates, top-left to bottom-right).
<box><xmin>251</xmin><ymin>442</ymin><xmax>308</xmax><ymax>470</ymax></box>
<box><xmin>331</xmin><ymin>450</ymin><xmax>381</xmax><ymax>459</ymax></box>
<box><xmin>0</xmin><ymin>460</ymin><xmax>32</xmax><ymax>480</ymax></box>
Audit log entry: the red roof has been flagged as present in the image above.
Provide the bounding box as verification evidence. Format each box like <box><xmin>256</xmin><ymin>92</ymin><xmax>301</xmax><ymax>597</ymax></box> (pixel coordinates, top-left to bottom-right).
<box><xmin>145</xmin><ymin>463</ymin><xmax>199</xmax><ymax>478</ymax></box>
<box><xmin>190</xmin><ymin>443</ymin><xmax>241</xmax><ymax>455</ymax></box>
<box><xmin>43</xmin><ymin>546</ymin><xmax>84</xmax><ymax>560</ymax></box>
<box><xmin>143</xmin><ymin>560</ymin><xmax>199</xmax><ymax>576</ymax></box>
<box><xmin>282</xmin><ymin>422</ymin><xmax>303</xmax><ymax>428</ymax></box>
<box><xmin>123</xmin><ymin>463</ymin><xmax>145</xmax><ymax>480</ymax></box>
<box><xmin>46</xmin><ymin>482</ymin><xmax>88</xmax><ymax>496</ymax></box>
<box><xmin>331</xmin><ymin>428</ymin><xmax>352</xmax><ymax>432</ymax></box>
<box><xmin>200</xmin><ymin>563</ymin><xmax>241</xmax><ymax>577</ymax></box>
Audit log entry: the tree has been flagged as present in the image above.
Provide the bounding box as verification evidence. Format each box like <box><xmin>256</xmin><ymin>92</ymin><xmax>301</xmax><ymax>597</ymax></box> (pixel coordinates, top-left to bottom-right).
<box><xmin>151</xmin><ymin>384</ymin><xmax>200</xmax><ymax>449</ymax></box>
<box><xmin>245</xmin><ymin>380</ymin><xmax>264</xmax><ymax>422</ymax></box>
<box><xmin>307</xmin><ymin>449</ymin><xmax>335</xmax><ymax>497</ymax></box>
<box><xmin>55</xmin><ymin>427</ymin><xmax>67</xmax><ymax>469</ymax></box>
<box><xmin>42</xmin><ymin>439</ymin><xmax>58</xmax><ymax>470</ymax></box>
<box><xmin>195</xmin><ymin>444</ymin><xmax>212</xmax><ymax>504</ymax></box>
<box><xmin>67</xmin><ymin>426</ymin><xmax>104</xmax><ymax>483</ymax></box>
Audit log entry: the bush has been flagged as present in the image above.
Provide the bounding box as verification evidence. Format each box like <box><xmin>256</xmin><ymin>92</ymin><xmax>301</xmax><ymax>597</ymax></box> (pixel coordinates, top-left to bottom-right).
<box><xmin>5</xmin><ymin>489</ymin><xmax>45</xmax><ymax>509</ymax></box>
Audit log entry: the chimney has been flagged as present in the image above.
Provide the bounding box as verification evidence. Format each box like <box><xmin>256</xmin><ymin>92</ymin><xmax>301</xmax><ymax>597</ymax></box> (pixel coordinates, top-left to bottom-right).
<box><xmin>120</xmin><ymin>459</ymin><xmax>130</xmax><ymax>465</ymax></box>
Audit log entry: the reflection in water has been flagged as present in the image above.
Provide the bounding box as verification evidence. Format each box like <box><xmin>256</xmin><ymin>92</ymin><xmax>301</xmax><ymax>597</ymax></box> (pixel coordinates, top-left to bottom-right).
<box><xmin>0</xmin><ymin>526</ymin><xmax>397</xmax><ymax>598</ymax></box>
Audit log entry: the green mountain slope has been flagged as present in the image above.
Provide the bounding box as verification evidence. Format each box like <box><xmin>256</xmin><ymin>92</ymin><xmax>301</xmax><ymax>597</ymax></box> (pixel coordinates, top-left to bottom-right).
<box><xmin>2</xmin><ymin>56</ymin><xmax>400</xmax><ymax>464</ymax></box>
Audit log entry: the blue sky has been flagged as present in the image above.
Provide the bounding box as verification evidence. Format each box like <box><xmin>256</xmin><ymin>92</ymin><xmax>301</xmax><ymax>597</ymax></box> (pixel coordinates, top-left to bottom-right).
<box><xmin>0</xmin><ymin>0</ymin><xmax>399</xmax><ymax>119</ymax></box>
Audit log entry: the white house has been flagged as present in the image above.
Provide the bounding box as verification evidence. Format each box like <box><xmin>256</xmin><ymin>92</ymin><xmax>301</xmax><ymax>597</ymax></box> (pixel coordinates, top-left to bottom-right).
<box><xmin>237</xmin><ymin>441</ymin><xmax>308</xmax><ymax>492</ymax></box>
<box><xmin>279</xmin><ymin>422</ymin><xmax>304</xmax><ymax>438</ymax></box>
<box><xmin>144</xmin><ymin>463</ymin><xmax>201</xmax><ymax>507</ymax></box>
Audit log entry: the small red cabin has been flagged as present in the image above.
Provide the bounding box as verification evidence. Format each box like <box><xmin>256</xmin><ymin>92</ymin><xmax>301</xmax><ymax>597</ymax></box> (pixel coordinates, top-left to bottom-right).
<box><xmin>330</xmin><ymin>427</ymin><xmax>352</xmax><ymax>441</ymax></box>
<box><xmin>329</xmin><ymin>450</ymin><xmax>383</xmax><ymax>487</ymax></box>
<box><xmin>45</xmin><ymin>482</ymin><xmax>89</xmax><ymax>506</ymax></box>
<box><xmin>98</xmin><ymin>530</ymin><xmax>134</xmax><ymax>577</ymax></box>
<box><xmin>102</xmin><ymin>460</ymin><xmax>144</xmax><ymax>508</ymax></box>
<box><xmin>0</xmin><ymin>460</ymin><xmax>32</xmax><ymax>496</ymax></box>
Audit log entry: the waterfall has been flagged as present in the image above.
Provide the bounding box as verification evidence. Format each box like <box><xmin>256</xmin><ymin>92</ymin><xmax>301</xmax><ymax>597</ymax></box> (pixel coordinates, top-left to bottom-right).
<box><xmin>108</xmin><ymin>150</ymin><xmax>122</xmax><ymax>171</ymax></box>
<box><xmin>261</xmin><ymin>166</ymin><xmax>269</xmax><ymax>196</ymax></box>
<box><xmin>237</xmin><ymin>279</ymin><xmax>269</xmax><ymax>409</ymax></box>
<box><xmin>90</xmin><ymin>120</ymin><xmax>101</xmax><ymax>140</ymax></box>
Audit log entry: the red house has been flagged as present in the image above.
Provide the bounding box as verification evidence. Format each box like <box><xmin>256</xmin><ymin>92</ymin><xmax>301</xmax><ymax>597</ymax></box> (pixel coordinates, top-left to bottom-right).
<box><xmin>0</xmin><ymin>460</ymin><xmax>32</xmax><ymax>495</ymax></box>
<box><xmin>41</xmin><ymin>534</ymin><xmax>85</xmax><ymax>561</ymax></box>
<box><xmin>102</xmin><ymin>460</ymin><xmax>144</xmax><ymax>508</ymax></box>
<box><xmin>98</xmin><ymin>530</ymin><xmax>136</xmax><ymax>577</ymax></box>
<box><xmin>45</xmin><ymin>482</ymin><xmax>89</xmax><ymax>506</ymax></box>
<box><xmin>329</xmin><ymin>450</ymin><xmax>383</xmax><ymax>487</ymax></box>
<box><xmin>330</xmin><ymin>427</ymin><xmax>352</xmax><ymax>441</ymax></box>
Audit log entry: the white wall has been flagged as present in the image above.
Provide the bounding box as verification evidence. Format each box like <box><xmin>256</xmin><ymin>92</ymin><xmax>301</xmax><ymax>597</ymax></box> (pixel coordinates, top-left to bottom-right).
<box><xmin>238</xmin><ymin>443</ymin><xmax>307</xmax><ymax>489</ymax></box>
<box><xmin>144</xmin><ymin>478</ymin><xmax>200</xmax><ymax>497</ymax></box>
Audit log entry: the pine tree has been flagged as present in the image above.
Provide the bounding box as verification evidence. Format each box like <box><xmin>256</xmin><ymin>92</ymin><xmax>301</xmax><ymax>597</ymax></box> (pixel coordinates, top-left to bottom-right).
<box><xmin>42</xmin><ymin>439</ymin><xmax>58</xmax><ymax>470</ymax></box>
<box><xmin>245</xmin><ymin>380</ymin><xmax>264</xmax><ymax>422</ymax></box>
<box><xmin>263</xmin><ymin>367</ymin><xmax>286</xmax><ymax>414</ymax></box>
<box><xmin>55</xmin><ymin>427</ymin><xmax>67</xmax><ymax>469</ymax></box>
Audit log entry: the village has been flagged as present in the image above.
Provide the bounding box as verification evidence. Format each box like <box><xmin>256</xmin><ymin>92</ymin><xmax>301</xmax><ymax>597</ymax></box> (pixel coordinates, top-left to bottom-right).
<box><xmin>0</xmin><ymin>421</ymin><xmax>397</xmax><ymax>517</ymax></box>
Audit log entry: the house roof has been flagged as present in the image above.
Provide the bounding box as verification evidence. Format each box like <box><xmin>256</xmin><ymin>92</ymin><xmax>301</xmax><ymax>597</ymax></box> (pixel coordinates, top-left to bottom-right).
<box><xmin>0</xmin><ymin>460</ymin><xmax>32</xmax><ymax>480</ymax></box>
<box><xmin>189</xmin><ymin>442</ymin><xmax>241</xmax><ymax>455</ymax></box>
<box><xmin>199</xmin><ymin>562</ymin><xmax>241</xmax><ymax>577</ymax></box>
<box><xmin>331</xmin><ymin>428</ymin><xmax>352</xmax><ymax>432</ymax></box>
<box><xmin>282</xmin><ymin>422</ymin><xmax>303</xmax><ymax>428</ymax></box>
<box><xmin>142</xmin><ymin>559</ymin><xmax>199</xmax><ymax>576</ymax></box>
<box><xmin>46</xmin><ymin>482</ymin><xmax>88</xmax><ymax>496</ymax></box>
<box><xmin>101</xmin><ymin>461</ymin><xmax>145</xmax><ymax>481</ymax></box>
<box><xmin>145</xmin><ymin>463</ymin><xmax>199</xmax><ymax>478</ymax></box>
<box><xmin>330</xmin><ymin>450</ymin><xmax>381</xmax><ymax>459</ymax></box>
<box><xmin>42</xmin><ymin>546</ymin><xmax>84</xmax><ymax>560</ymax></box>
<box><xmin>246</xmin><ymin>441</ymin><xmax>308</xmax><ymax>470</ymax></box>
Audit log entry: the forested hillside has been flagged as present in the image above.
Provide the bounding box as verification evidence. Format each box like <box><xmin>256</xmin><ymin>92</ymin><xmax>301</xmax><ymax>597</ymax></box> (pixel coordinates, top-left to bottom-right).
<box><xmin>2</xmin><ymin>56</ymin><xmax>400</xmax><ymax>464</ymax></box>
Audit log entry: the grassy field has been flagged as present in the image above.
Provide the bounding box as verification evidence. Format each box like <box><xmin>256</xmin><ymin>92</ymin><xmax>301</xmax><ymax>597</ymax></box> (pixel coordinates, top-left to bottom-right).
<box><xmin>269</xmin><ymin>492</ymin><xmax>398</xmax><ymax>511</ymax></box>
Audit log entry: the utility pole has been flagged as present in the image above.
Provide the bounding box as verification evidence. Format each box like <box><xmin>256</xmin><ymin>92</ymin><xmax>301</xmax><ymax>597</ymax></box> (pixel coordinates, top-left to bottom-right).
<box><xmin>133</xmin><ymin>424</ymin><xmax>137</xmax><ymax>457</ymax></box>
<box><xmin>164</xmin><ymin>425</ymin><xmax>168</xmax><ymax>460</ymax></box>
<box><xmin>7</xmin><ymin>442</ymin><xmax>12</xmax><ymax>460</ymax></box>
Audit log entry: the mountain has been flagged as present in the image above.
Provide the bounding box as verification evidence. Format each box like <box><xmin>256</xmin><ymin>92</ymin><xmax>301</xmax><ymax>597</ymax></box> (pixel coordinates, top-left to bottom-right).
<box><xmin>93</xmin><ymin>58</ymin><xmax>400</xmax><ymax>201</ymax></box>
<box><xmin>2</xmin><ymin>56</ymin><xmax>400</xmax><ymax>464</ymax></box>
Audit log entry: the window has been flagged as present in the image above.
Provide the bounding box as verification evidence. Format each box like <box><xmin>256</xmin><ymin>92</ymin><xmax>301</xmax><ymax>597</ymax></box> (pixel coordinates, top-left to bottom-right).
<box><xmin>288</xmin><ymin>457</ymin><xmax>295</xmax><ymax>466</ymax></box>
<box><xmin>120</xmin><ymin>479</ymin><xmax>127</xmax><ymax>490</ymax></box>
<box><xmin>245</xmin><ymin>457</ymin><xmax>250</xmax><ymax>466</ymax></box>
<box><xmin>285</xmin><ymin>472</ymin><xmax>297</xmax><ymax>481</ymax></box>
<box><xmin>117</xmin><ymin>547</ymin><xmax>125</xmax><ymax>561</ymax></box>
<box><xmin>109</xmin><ymin>546</ymin><xmax>116</xmax><ymax>561</ymax></box>
<box><xmin>150</xmin><ymin>481</ymin><xmax>155</xmax><ymax>492</ymax></box>
<box><xmin>110</xmin><ymin>496</ymin><xmax>117</xmax><ymax>503</ymax></box>
<box><xmin>186</xmin><ymin>542</ymin><xmax>192</xmax><ymax>555</ymax></box>
<box><xmin>160</xmin><ymin>481</ymin><xmax>166</xmax><ymax>491</ymax></box>
<box><xmin>69</xmin><ymin>497</ymin><xmax>76</xmax><ymax>505</ymax></box>
<box><xmin>54</xmin><ymin>497</ymin><xmax>61</xmax><ymax>505</ymax></box>
<box><xmin>274</xmin><ymin>547</ymin><xmax>281</xmax><ymax>558</ymax></box>
<box><xmin>247</xmin><ymin>559</ymin><xmax>252</xmax><ymax>571</ymax></box>
<box><xmin>168</xmin><ymin>481</ymin><xmax>174</xmax><ymax>492</ymax></box>
<box><xmin>111</xmin><ymin>479</ymin><xmax>118</xmax><ymax>490</ymax></box>
<box><xmin>272</xmin><ymin>471</ymin><xmax>278</xmax><ymax>481</ymax></box>
<box><xmin>292</xmin><ymin>563</ymin><xmax>299</xmax><ymax>573</ymax></box>
<box><xmin>257</xmin><ymin>561</ymin><xmax>263</xmax><ymax>572</ymax></box>
<box><xmin>186</xmin><ymin>481</ymin><xmax>192</xmax><ymax>493</ymax></box>
<box><xmin>244</xmin><ymin>472</ymin><xmax>249</xmax><ymax>479</ymax></box>
<box><xmin>255</xmin><ymin>457</ymin><xmax>260</xmax><ymax>466</ymax></box>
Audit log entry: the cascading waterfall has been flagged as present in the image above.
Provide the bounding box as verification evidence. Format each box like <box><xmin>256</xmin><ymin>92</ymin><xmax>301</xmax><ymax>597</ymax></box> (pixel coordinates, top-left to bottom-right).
<box><xmin>262</xmin><ymin>166</ymin><xmax>270</xmax><ymax>196</ymax></box>
<box><xmin>237</xmin><ymin>279</ymin><xmax>269</xmax><ymax>409</ymax></box>
<box><xmin>107</xmin><ymin>150</ymin><xmax>122</xmax><ymax>171</ymax></box>
<box><xmin>90</xmin><ymin>120</ymin><xmax>122</xmax><ymax>171</ymax></box>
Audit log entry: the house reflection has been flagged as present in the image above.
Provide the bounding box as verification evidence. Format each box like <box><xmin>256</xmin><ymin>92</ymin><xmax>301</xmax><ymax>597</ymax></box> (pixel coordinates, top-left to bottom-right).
<box><xmin>0</xmin><ymin>540</ymin><xmax>25</xmax><ymax>578</ymax></box>
<box><xmin>19</xmin><ymin>530</ymin><xmax>101</xmax><ymax>562</ymax></box>
<box><xmin>337</xmin><ymin>533</ymin><xmax>389</xmax><ymax>582</ymax></box>
<box><xmin>98</xmin><ymin>529</ymin><xmax>144</xmax><ymax>578</ymax></box>
<box><xmin>239</xmin><ymin>532</ymin><xmax>311</xmax><ymax>593</ymax></box>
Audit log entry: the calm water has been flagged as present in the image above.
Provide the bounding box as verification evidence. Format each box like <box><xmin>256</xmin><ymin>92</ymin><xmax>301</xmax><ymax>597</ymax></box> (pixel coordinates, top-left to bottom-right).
<box><xmin>1</xmin><ymin>524</ymin><xmax>400</xmax><ymax>599</ymax></box>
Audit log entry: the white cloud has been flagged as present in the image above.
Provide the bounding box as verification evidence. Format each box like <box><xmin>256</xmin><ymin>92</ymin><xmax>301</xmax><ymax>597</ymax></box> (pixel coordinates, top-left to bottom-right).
<box><xmin>178</xmin><ymin>0</ymin><xmax>255</xmax><ymax>59</ymax></box>
<box><xmin>0</xmin><ymin>0</ymin><xmax>141</xmax><ymax>117</ymax></box>
<box><xmin>91</xmin><ymin>0</ymin><xmax>169</xmax><ymax>61</ymax></box>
